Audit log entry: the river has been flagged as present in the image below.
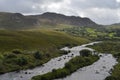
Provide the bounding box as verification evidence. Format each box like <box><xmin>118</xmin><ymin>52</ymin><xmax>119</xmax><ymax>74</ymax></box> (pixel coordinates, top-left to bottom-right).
<box><xmin>0</xmin><ymin>42</ymin><xmax>117</xmax><ymax>80</ymax></box>
<box><xmin>56</xmin><ymin>54</ymin><xmax>117</xmax><ymax>80</ymax></box>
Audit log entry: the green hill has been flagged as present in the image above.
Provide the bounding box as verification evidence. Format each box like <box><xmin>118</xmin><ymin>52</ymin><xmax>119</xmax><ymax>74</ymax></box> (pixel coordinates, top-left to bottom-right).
<box><xmin>0</xmin><ymin>29</ymin><xmax>89</xmax><ymax>52</ymax></box>
<box><xmin>0</xmin><ymin>29</ymin><xmax>89</xmax><ymax>73</ymax></box>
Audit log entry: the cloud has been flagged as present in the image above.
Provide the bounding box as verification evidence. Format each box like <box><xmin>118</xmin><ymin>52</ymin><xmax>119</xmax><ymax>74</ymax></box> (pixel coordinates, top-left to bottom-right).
<box><xmin>0</xmin><ymin>0</ymin><xmax>119</xmax><ymax>25</ymax></box>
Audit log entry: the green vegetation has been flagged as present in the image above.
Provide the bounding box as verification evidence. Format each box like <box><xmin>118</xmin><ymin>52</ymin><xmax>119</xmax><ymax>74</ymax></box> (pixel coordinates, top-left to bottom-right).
<box><xmin>105</xmin><ymin>52</ymin><xmax>120</xmax><ymax>80</ymax></box>
<box><xmin>61</xmin><ymin>26</ymin><xmax>120</xmax><ymax>40</ymax></box>
<box><xmin>33</xmin><ymin>51</ymin><xmax>43</xmax><ymax>59</ymax></box>
<box><xmin>0</xmin><ymin>12</ymin><xmax>120</xmax><ymax>80</ymax></box>
<box><xmin>88</xmin><ymin>41</ymin><xmax>120</xmax><ymax>80</ymax></box>
<box><xmin>0</xmin><ymin>29</ymin><xmax>89</xmax><ymax>74</ymax></box>
<box><xmin>32</xmin><ymin>53</ymin><xmax>99</xmax><ymax>80</ymax></box>
<box><xmin>88</xmin><ymin>41</ymin><xmax>120</xmax><ymax>54</ymax></box>
<box><xmin>80</xmin><ymin>49</ymin><xmax>92</xmax><ymax>57</ymax></box>
<box><xmin>0</xmin><ymin>12</ymin><xmax>97</xmax><ymax>30</ymax></box>
<box><xmin>0</xmin><ymin>30</ymin><xmax>90</xmax><ymax>52</ymax></box>
<box><xmin>105</xmin><ymin>59</ymin><xmax>120</xmax><ymax>80</ymax></box>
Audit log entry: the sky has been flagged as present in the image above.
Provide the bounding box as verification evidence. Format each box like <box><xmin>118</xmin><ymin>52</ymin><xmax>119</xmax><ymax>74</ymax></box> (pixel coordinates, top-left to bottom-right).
<box><xmin>0</xmin><ymin>0</ymin><xmax>120</xmax><ymax>25</ymax></box>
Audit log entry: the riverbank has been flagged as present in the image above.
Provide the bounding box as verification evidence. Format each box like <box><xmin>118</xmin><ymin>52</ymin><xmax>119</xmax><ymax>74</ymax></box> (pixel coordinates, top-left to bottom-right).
<box><xmin>0</xmin><ymin>50</ymin><xmax>71</xmax><ymax>74</ymax></box>
<box><xmin>105</xmin><ymin>53</ymin><xmax>120</xmax><ymax>80</ymax></box>
<box><xmin>88</xmin><ymin>41</ymin><xmax>120</xmax><ymax>80</ymax></box>
<box><xmin>32</xmin><ymin>55</ymin><xmax>99</xmax><ymax>80</ymax></box>
<box><xmin>0</xmin><ymin>42</ymin><xmax>99</xmax><ymax>80</ymax></box>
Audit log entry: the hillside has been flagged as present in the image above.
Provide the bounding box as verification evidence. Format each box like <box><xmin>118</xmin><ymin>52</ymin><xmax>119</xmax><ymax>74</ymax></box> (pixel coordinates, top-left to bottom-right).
<box><xmin>110</xmin><ymin>23</ymin><xmax>120</xmax><ymax>26</ymax></box>
<box><xmin>106</xmin><ymin>23</ymin><xmax>120</xmax><ymax>37</ymax></box>
<box><xmin>0</xmin><ymin>29</ymin><xmax>89</xmax><ymax>73</ymax></box>
<box><xmin>29</xmin><ymin>12</ymin><xmax>98</xmax><ymax>27</ymax></box>
<box><xmin>107</xmin><ymin>23</ymin><xmax>120</xmax><ymax>29</ymax></box>
<box><xmin>0</xmin><ymin>12</ymin><xmax>37</xmax><ymax>29</ymax></box>
<box><xmin>0</xmin><ymin>30</ymin><xmax>89</xmax><ymax>52</ymax></box>
<box><xmin>0</xmin><ymin>12</ymin><xmax>99</xmax><ymax>30</ymax></box>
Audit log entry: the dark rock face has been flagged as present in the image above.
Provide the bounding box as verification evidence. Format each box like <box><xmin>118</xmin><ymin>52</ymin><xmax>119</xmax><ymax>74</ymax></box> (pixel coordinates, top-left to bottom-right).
<box><xmin>0</xmin><ymin>12</ymin><xmax>98</xmax><ymax>30</ymax></box>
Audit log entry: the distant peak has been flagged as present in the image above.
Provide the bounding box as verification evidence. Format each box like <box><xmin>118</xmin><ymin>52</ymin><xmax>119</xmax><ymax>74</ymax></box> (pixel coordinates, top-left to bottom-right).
<box><xmin>13</xmin><ymin>13</ymin><xmax>24</xmax><ymax>17</ymax></box>
<box><xmin>41</xmin><ymin>12</ymin><xmax>66</xmax><ymax>17</ymax></box>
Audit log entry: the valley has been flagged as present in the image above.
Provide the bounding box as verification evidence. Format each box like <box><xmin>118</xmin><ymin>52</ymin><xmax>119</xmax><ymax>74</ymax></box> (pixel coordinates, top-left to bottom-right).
<box><xmin>0</xmin><ymin>12</ymin><xmax>120</xmax><ymax>80</ymax></box>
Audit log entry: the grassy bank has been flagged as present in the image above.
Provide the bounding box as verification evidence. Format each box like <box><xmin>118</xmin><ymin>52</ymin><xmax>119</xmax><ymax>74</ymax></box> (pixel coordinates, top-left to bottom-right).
<box><xmin>32</xmin><ymin>54</ymin><xmax>99</xmax><ymax>80</ymax></box>
<box><xmin>105</xmin><ymin>51</ymin><xmax>120</xmax><ymax>80</ymax></box>
<box><xmin>88</xmin><ymin>41</ymin><xmax>120</xmax><ymax>54</ymax></box>
<box><xmin>0</xmin><ymin>30</ymin><xmax>89</xmax><ymax>74</ymax></box>
<box><xmin>88</xmin><ymin>41</ymin><xmax>120</xmax><ymax>80</ymax></box>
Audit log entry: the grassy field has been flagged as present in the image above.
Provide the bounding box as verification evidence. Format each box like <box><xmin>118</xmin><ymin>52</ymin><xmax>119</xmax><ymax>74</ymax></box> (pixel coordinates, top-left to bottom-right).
<box><xmin>60</xmin><ymin>27</ymin><xmax>118</xmax><ymax>41</ymax></box>
<box><xmin>0</xmin><ymin>29</ymin><xmax>89</xmax><ymax>51</ymax></box>
<box><xmin>0</xmin><ymin>29</ymin><xmax>89</xmax><ymax>74</ymax></box>
<box><xmin>88</xmin><ymin>41</ymin><xmax>120</xmax><ymax>54</ymax></box>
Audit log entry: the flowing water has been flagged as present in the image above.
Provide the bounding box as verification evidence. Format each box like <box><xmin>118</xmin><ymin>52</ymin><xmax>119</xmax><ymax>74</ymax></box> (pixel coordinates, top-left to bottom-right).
<box><xmin>56</xmin><ymin>54</ymin><xmax>117</xmax><ymax>80</ymax></box>
<box><xmin>0</xmin><ymin>42</ymin><xmax>117</xmax><ymax>80</ymax></box>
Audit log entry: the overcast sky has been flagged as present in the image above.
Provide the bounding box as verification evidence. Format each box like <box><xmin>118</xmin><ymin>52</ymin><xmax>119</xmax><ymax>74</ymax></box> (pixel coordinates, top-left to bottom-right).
<box><xmin>0</xmin><ymin>0</ymin><xmax>120</xmax><ymax>25</ymax></box>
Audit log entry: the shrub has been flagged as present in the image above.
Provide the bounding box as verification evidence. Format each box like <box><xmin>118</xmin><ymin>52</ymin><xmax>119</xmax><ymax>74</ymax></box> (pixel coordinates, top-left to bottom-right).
<box><xmin>0</xmin><ymin>55</ymin><xmax>4</xmax><ymax>59</ymax></box>
<box><xmin>64</xmin><ymin>43</ymin><xmax>71</xmax><ymax>47</ymax></box>
<box><xmin>12</xmin><ymin>49</ymin><xmax>22</xmax><ymax>54</ymax></box>
<box><xmin>4</xmin><ymin>53</ymin><xmax>17</xmax><ymax>58</ymax></box>
<box><xmin>0</xmin><ymin>59</ymin><xmax>3</xmax><ymax>68</ymax></box>
<box><xmin>52</xmin><ymin>69</ymin><xmax>57</xmax><ymax>73</ymax></box>
<box><xmin>45</xmin><ymin>53</ymin><xmax>50</xmax><ymax>58</ymax></box>
<box><xmin>80</xmin><ymin>49</ymin><xmax>92</xmax><ymax>57</ymax></box>
<box><xmin>114</xmin><ymin>52</ymin><xmax>120</xmax><ymax>58</ymax></box>
<box><xmin>56</xmin><ymin>69</ymin><xmax>68</xmax><ymax>78</ymax></box>
<box><xmin>34</xmin><ymin>51</ymin><xmax>43</xmax><ymax>59</ymax></box>
<box><xmin>41</xmin><ymin>75</ymin><xmax>50</xmax><ymax>80</ymax></box>
<box><xmin>60</xmin><ymin>50</ymin><xmax>70</xmax><ymax>55</ymax></box>
<box><xmin>65</xmin><ymin>62</ymin><xmax>72</xmax><ymax>69</ymax></box>
<box><xmin>16</xmin><ymin>56</ymin><xmax>28</xmax><ymax>66</ymax></box>
<box><xmin>105</xmin><ymin>76</ymin><xmax>118</xmax><ymax>80</ymax></box>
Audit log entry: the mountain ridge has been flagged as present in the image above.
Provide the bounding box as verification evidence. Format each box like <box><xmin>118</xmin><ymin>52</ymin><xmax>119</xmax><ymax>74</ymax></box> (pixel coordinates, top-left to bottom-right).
<box><xmin>0</xmin><ymin>12</ymin><xmax>99</xmax><ymax>30</ymax></box>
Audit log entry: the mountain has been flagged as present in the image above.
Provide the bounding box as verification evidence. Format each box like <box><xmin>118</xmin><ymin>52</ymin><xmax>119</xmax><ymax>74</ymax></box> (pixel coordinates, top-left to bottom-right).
<box><xmin>107</xmin><ymin>23</ymin><xmax>120</xmax><ymax>29</ymax></box>
<box><xmin>30</xmin><ymin>12</ymin><xmax>98</xmax><ymax>27</ymax></box>
<box><xmin>0</xmin><ymin>12</ymin><xmax>37</xmax><ymax>29</ymax></box>
<box><xmin>110</xmin><ymin>23</ymin><xmax>120</xmax><ymax>26</ymax></box>
<box><xmin>0</xmin><ymin>12</ymin><xmax>99</xmax><ymax>30</ymax></box>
